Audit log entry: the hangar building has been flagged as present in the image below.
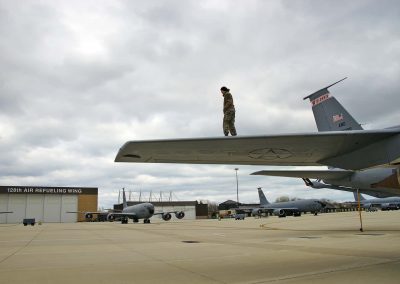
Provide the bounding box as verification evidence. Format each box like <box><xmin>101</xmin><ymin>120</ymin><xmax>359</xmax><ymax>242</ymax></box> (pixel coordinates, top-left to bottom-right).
<box><xmin>0</xmin><ymin>186</ymin><xmax>98</xmax><ymax>224</ymax></box>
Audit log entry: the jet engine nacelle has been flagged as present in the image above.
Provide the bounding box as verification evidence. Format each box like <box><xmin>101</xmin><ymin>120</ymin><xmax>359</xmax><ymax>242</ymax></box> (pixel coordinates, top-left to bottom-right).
<box><xmin>273</xmin><ymin>209</ymin><xmax>286</xmax><ymax>217</ymax></box>
<box><xmin>252</xmin><ymin>208</ymin><xmax>263</xmax><ymax>216</ymax></box>
<box><xmin>381</xmin><ymin>203</ymin><xmax>399</xmax><ymax>210</ymax></box>
<box><xmin>309</xmin><ymin>181</ymin><xmax>329</xmax><ymax>189</ymax></box>
<box><xmin>162</xmin><ymin>213</ymin><xmax>172</xmax><ymax>221</ymax></box>
<box><xmin>107</xmin><ymin>213</ymin><xmax>115</xmax><ymax>221</ymax></box>
<box><xmin>175</xmin><ymin>211</ymin><xmax>185</xmax><ymax>219</ymax></box>
<box><xmin>380</xmin><ymin>203</ymin><xmax>390</xmax><ymax>210</ymax></box>
<box><xmin>85</xmin><ymin>213</ymin><xmax>93</xmax><ymax>219</ymax></box>
<box><xmin>362</xmin><ymin>203</ymin><xmax>372</xmax><ymax>210</ymax></box>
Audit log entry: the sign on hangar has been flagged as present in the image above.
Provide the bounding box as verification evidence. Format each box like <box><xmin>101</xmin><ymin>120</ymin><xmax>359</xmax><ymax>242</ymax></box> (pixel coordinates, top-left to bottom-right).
<box><xmin>0</xmin><ymin>186</ymin><xmax>98</xmax><ymax>223</ymax></box>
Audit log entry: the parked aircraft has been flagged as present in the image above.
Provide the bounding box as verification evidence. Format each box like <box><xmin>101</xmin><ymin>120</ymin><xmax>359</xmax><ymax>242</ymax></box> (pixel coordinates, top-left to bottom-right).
<box><xmin>252</xmin><ymin>78</ymin><xmax>400</xmax><ymax>197</ymax></box>
<box><xmin>68</xmin><ymin>189</ymin><xmax>185</xmax><ymax>224</ymax></box>
<box><xmin>115</xmin><ymin>79</ymin><xmax>400</xmax><ymax>171</ymax></box>
<box><xmin>353</xmin><ymin>192</ymin><xmax>400</xmax><ymax>211</ymax></box>
<box><xmin>251</xmin><ymin>187</ymin><xmax>325</xmax><ymax>217</ymax></box>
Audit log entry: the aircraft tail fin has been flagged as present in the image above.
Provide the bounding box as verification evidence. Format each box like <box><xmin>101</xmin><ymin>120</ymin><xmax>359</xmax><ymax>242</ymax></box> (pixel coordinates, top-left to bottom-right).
<box><xmin>258</xmin><ymin>187</ymin><xmax>270</xmax><ymax>205</ymax></box>
<box><xmin>353</xmin><ymin>191</ymin><xmax>366</xmax><ymax>202</ymax></box>
<box><xmin>304</xmin><ymin>78</ymin><xmax>363</xmax><ymax>132</ymax></box>
<box><xmin>122</xmin><ymin>188</ymin><xmax>127</xmax><ymax>209</ymax></box>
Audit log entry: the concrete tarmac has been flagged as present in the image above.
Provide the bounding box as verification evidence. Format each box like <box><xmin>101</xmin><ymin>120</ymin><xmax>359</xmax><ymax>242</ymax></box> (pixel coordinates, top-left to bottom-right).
<box><xmin>0</xmin><ymin>211</ymin><xmax>399</xmax><ymax>284</ymax></box>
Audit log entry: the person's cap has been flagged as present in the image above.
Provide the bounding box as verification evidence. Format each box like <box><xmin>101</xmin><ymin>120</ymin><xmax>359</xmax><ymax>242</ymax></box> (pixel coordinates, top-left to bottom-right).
<box><xmin>220</xmin><ymin>86</ymin><xmax>229</xmax><ymax>92</ymax></box>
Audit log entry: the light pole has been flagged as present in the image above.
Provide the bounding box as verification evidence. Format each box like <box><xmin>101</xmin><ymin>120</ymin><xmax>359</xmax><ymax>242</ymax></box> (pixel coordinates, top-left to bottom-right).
<box><xmin>235</xmin><ymin>168</ymin><xmax>239</xmax><ymax>207</ymax></box>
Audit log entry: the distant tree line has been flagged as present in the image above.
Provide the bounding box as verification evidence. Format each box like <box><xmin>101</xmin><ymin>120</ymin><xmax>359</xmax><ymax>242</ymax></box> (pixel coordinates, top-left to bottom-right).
<box><xmin>275</xmin><ymin>196</ymin><xmax>302</xmax><ymax>203</ymax></box>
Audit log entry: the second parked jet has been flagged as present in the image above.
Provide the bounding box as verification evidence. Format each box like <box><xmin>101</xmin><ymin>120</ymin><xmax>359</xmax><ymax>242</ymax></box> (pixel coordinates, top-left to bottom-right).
<box><xmin>251</xmin><ymin>188</ymin><xmax>325</xmax><ymax>217</ymax></box>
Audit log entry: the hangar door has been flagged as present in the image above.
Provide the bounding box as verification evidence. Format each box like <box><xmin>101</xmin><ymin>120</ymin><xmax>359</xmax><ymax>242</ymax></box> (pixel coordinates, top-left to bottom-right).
<box><xmin>0</xmin><ymin>194</ymin><xmax>7</xmax><ymax>223</ymax></box>
<box><xmin>0</xmin><ymin>194</ymin><xmax>78</xmax><ymax>224</ymax></box>
<box><xmin>7</xmin><ymin>195</ymin><xmax>26</xmax><ymax>223</ymax></box>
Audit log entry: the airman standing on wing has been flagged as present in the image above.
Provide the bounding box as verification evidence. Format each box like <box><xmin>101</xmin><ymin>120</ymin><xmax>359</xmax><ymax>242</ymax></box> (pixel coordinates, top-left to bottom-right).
<box><xmin>220</xmin><ymin>86</ymin><xmax>237</xmax><ymax>136</ymax></box>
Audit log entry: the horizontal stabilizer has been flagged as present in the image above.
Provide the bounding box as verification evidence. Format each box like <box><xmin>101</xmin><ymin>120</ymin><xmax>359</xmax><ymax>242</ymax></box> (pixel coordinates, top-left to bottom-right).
<box><xmin>303</xmin><ymin>77</ymin><xmax>347</xmax><ymax>101</ymax></box>
<box><xmin>251</xmin><ymin>169</ymin><xmax>353</xmax><ymax>179</ymax></box>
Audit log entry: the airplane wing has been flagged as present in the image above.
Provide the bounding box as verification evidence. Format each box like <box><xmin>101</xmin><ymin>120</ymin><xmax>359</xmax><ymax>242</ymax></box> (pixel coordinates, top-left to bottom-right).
<box><xmin>115</xmin><ymin>129</ymin><xmax>400</xmax><ymax>170</ymax></box>
<box><xmin>153</xmin><ymin>211</ymin><xmax>185</xmax><ymax>219</ymax></box>
<box><xmin>0</xmin><ymin>211</ymin><xmax>13</xmax><ymax>214</ymax></box>
<box><xmin>251</xmin><ymin>169</ymin><xmax>353</xmax><ymax>179</ymax></box>
<box><xmin>108</xmin><ymin>212</ymin><xmax>138</xmax><ymax>218</ymax></box>
<box><xmin>153</xmin><ymin>211</ymin><xmax>179</xmax><ymax>215</ymax></box>
<box><xmin>66</xmin><ymin>211</ymin><xmax>111</xmax><ymax>215</ymax></box>
<box><xmin>272</xmin><ymin>207</ymin><xmax>299</xmax><ymax>211</ymax></box>
<box><xmin>250</xmin><ymin>208</ymin><xmax>273</xmax><ymax>214</ymax></box>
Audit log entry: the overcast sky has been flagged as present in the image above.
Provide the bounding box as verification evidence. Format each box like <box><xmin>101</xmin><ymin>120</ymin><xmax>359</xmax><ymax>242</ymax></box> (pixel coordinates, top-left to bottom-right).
<box><xmin>1</xmin><ymin>0</ymin><xmax>399</xmax><ymax>208</ymax></box>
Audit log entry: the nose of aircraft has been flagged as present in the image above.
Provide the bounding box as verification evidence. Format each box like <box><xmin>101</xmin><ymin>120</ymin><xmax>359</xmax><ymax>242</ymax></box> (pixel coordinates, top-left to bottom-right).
<box><xmin>147</xmin><ymin>204</ymin><xmax>154</xmax><ymax>215</ymax></box>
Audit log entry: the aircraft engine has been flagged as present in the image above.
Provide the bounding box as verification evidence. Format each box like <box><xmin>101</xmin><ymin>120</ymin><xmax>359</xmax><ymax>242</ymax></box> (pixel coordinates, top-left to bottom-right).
<box><xmin>162</xmin><ymin>213</ymin><xmax>172</xmax><ymax>221</ymax></box>
<box><xmin>273</xmin><ymin>209</ymin><xmax>286</xmax><ymax>217</ymax></box>
<box><xmin>362</xmin><ymin>204</ymin><xmax>372</xmax><ymax>210</ymax></box>
<box><xmin>107</xmin><ymin>213</ymin><xmax>115</xmax><ymax>221</ymax></box>
<box><xmin>175</xmin><ymin>211</ymin><xmax>185</xmax><ymax>219</ymax></box>
<box><xmin>309</xmin><ymin>181</ymin><xmax>328</xmax><ymax>189</ymax></box>
<box><xmin>252</xmin><ymin>209</ymin><xmax>263</xmax><ymax>216</ymax></box>
<box><xmin>85</xmin><ymin>213</ymin><xmax>93</xmax><ymax>219</ymax></box>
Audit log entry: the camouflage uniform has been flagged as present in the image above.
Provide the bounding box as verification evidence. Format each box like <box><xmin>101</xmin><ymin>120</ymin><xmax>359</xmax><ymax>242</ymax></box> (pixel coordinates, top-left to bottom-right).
<box><xmin>222</xmin><ymin>90</ymin><xmax>237</xmax><ymax>136</ymax></box>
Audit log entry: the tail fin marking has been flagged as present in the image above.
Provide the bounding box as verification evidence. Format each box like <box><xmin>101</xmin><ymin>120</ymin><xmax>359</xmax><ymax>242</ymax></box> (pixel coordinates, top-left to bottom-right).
<box><xmin>258</xmin><ymin>187</ymin><xmax>270</xmax><ymax>206</ymax></box>
<box><xmin>304</xmin><ymin>78</ymin><xmax>363</xmax><ymax>132</ymax></box>
<box><xmin>122</xmin><ymin>188</ymin><xmax>127</xmax><ymax>209</ymax></box>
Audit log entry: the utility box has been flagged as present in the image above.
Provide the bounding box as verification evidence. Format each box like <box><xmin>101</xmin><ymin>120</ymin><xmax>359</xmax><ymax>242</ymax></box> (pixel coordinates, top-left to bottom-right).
<box><xmin>23</xmin><ymin>218</ymin><xmax>35</xmax><ymax>226</ymax></box>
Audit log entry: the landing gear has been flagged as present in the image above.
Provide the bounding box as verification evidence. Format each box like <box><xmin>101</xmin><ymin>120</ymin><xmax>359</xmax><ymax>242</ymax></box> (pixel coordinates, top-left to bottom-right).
<box><xmin>121</xmin><ymin>217</ymin><xmax>129</xmax><ymax>224</ymax></box>
<box><xmin>143</xmin><ymin>219</ymin><xmax>151</xmax><ymax>224</ymax></box>
<box><xmin>133</xmin><ymin>218</ymin><xmax>139</xmax><ymax>223</ymax></box>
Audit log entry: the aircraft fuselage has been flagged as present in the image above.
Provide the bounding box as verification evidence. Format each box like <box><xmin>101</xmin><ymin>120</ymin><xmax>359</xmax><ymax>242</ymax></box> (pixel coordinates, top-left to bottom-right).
<box><xmin>262</xmin><ymin>199</ymin><xmax>323</xmax><ymax>212</ymax></box>
<box><xmin>122</xmin><ymin>203</ymin><xmax>155</xmax><ymax>220</ymax></box>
